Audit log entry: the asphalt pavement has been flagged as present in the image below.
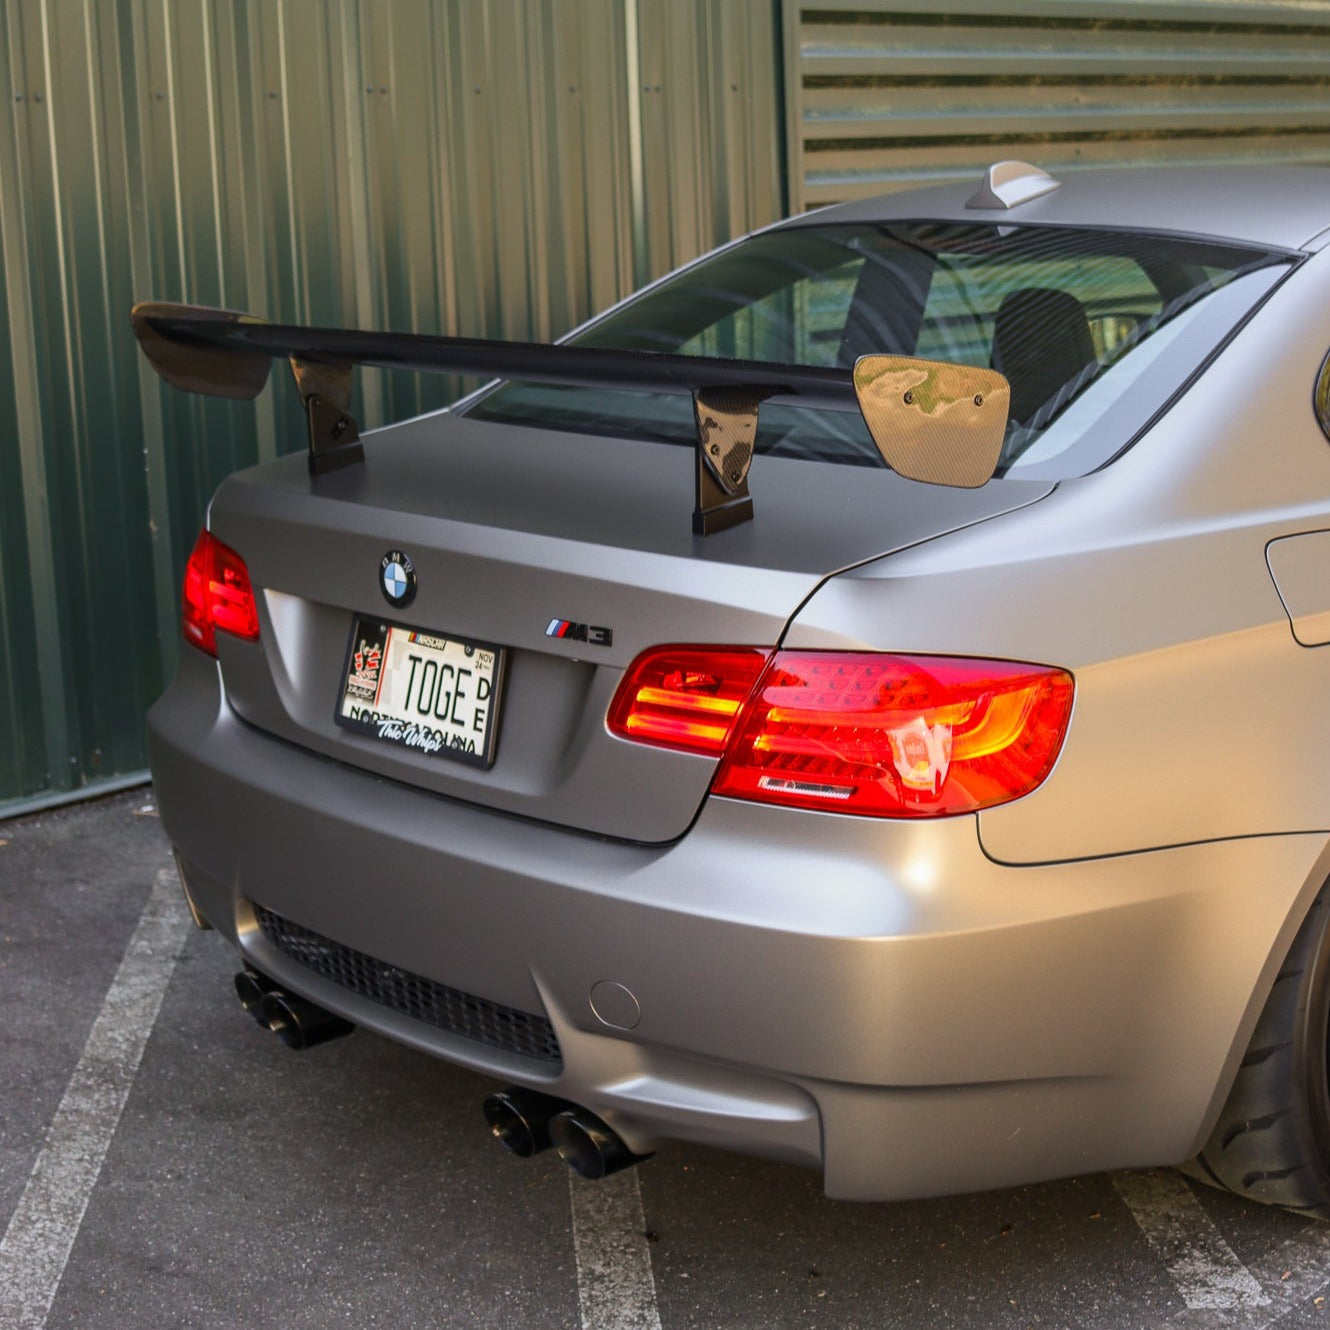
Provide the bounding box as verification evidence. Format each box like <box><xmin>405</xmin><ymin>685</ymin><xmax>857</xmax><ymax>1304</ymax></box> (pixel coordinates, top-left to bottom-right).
<box><xmin>4</xmin><ymin>789</ymin><xmax>1330</xmax><ymax>1329</ymax></box>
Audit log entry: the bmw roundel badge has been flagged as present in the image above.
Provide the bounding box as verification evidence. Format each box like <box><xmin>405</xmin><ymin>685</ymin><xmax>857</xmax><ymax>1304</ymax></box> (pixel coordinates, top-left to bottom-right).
<box><xmin>379</xmin><ymin>549</ymin><xmax>417</xmax><ymax>609</ymax></box>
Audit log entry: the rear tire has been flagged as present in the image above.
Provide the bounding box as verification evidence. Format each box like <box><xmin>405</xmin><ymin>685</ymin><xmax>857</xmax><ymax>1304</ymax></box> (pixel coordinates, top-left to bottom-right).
<box><xmin>1187</xmin><ymin>889</ymin><xmax>1330</xmax><ymax>1217</ymax></box>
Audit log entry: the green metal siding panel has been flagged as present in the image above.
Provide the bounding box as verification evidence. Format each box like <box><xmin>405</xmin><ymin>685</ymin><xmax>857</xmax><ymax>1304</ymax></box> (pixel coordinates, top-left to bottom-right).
<box><xmin>635</xmin><ymin>0</ymin><xmax>784</xmax><ymax>286</ymax></box>
<box><xmin>785</xmin><ymin>0</ymin><xmax>1330</xmax><ymax>206</ymax></box>
<box><xmin>0</xmin><ymin>228</ymin><xmax>46</xmax><ymax>802</ymax></box>
<box><xmin>1</xmin><ymin>13</ymin><xmax>48</xmax><ymax>805</ymax></box>
<box><xmin>0</xmin><ymin>0</ymin><xmax>783</xmax><ymax>814</ymax></box>
<box><xmin>4</xmin><ymin>0</ymin><xmax>162</xmax><ymax>800</ymax></box>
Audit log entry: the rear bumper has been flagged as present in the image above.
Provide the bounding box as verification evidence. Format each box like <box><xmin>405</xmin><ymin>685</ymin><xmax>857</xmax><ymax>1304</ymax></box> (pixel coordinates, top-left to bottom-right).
<box><xmin>151</xmin><ymin>648</ymin><xmax>1328</xmax><ymax>1200</ymax></box>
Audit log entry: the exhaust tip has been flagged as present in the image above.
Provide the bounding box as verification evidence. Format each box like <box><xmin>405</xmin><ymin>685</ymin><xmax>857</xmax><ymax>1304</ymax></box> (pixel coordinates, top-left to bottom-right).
<box><xmin>483</xmin><ymin>1087</ymin><xmax>574</xmax><ymax>1157</ymax></box>
<box><xmin>549</xmin><ymin>1107</ymin><xmax>648</xmax><ymax>1180</ymax></box>
<box><xmin>257</xmin><ymin>989</ymin><xmax>354</xmax><ymax>1050</ymax></box>
<box><xmin>233</xmin><ymin>969</ymin><xmax>276</xmax><ymax>1024</ymax></box>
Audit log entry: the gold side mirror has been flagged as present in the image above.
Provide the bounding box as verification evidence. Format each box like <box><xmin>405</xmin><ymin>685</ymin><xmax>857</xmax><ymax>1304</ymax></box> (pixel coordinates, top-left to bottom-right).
<box><xmin>853</xmin><ymin>356</ymin><xmax>1010</xmax><ymax>488</ymax></box>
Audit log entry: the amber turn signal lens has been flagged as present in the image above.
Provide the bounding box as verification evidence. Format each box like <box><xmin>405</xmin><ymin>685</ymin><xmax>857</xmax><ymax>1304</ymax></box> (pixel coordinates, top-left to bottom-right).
<box><xmin>606</xmin><ymin>646</ymin><xmax>769</xmax><ymax>756</ymax></box>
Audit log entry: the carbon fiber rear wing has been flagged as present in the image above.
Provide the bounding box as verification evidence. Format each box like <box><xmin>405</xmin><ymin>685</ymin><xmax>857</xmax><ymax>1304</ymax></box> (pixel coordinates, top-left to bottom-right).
<box><xmin>132</xmin><ymin>301</ymin><xmax>1009</xmax><ymax>534</ymax></box>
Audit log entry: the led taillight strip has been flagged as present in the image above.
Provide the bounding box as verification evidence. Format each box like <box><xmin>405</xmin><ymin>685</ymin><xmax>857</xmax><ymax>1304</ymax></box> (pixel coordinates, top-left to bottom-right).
<box><xmin>608</xmin><ymin>645</ymin><xmax>1073</xmax><ymax>818</ymax></box>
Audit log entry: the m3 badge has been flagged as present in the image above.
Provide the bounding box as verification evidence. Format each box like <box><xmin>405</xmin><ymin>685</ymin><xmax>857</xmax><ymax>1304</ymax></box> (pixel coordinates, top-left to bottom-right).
<box><xmin>546</xmin><ymin>618</ymin><xmax>613</xmax><ymax>647</ymax></box>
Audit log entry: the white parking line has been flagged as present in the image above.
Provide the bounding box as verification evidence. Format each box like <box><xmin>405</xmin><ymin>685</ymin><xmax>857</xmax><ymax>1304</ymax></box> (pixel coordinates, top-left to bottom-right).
<box><xmin>1114</xmin><ymin>1170</ymin><xmax>1269</xmax><ymax>1311</ymax></box>
<box><xmin>1155</xmin><ymin>1218</ymin><xmax>1330</xmax><ymax>1329</ymax></box>
<box><xmin>569</xmin><ymin>1169</ymin><xmax>663</xmax><ymax>1330</ymax></box>
<box><xmin>0</xmin><ymin>869</ymin><xmax>189</xmax><ymax>1330</ymax></box>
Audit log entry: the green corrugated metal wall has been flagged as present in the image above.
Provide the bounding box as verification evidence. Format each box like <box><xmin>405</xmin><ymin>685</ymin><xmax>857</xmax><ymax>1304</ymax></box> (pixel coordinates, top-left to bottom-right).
<box><xmin>0</xmin><ymin>0</ymin><xmax>782</xmax><ymax>815</ymax></box>
<box><xmin>7</xmin><ymin>0</ymin><xmax>1330</xmax><ymax>814</ymax></box>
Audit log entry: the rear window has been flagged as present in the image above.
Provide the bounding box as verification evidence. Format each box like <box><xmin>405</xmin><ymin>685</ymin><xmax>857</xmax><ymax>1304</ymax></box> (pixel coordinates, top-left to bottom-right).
<box><xmin>465</xmin><ymin>223</ymin><xmax>1291</xmax><ymax>479</ymax></box>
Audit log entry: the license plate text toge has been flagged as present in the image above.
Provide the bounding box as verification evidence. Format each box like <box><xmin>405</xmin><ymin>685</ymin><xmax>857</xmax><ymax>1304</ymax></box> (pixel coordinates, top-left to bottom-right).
<box><xmin>336</xmin><ymin>617</ymin><xmax>504</xmax><ymax>768</ymax></box>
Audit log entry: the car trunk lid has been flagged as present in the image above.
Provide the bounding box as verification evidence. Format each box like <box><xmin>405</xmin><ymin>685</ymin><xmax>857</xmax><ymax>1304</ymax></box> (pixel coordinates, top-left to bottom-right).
<box><xmin>206</xmin><ymin>410</ymin><xmax>1052</xmax><ymax>843</ymax></box>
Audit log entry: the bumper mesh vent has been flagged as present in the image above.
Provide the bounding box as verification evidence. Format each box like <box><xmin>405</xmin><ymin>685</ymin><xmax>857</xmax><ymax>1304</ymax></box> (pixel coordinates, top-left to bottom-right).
<box><xmin>253</xmin><ymin>904</ymin><xmax>562</xmax><ymax>1068</ymax></box>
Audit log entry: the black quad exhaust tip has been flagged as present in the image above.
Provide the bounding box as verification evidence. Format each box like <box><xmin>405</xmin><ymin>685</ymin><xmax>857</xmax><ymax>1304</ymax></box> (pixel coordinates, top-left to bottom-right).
<box><xmin>234</xmin><ymin>970</ymin><xmax>355</xmax><ymax>1050</ymax></box>
<box><xmin>483</xmin><ymin>1087</ymin><xmax>575</xmax><ymax>1157</ymax></box>
<box><xmin>258</xmin><ymin>989</ymin><xmax>355</xmax><ymax>1050</ymax></box>
<box><xmin>548</xmin><ymin>1107</ymin><xmax>649</xmax><ymax>1180</ymax></box>
<box><xmin>233</xmin><ymin>968</ymin><xmax>280</xmax><ymax>1025</ymax></box>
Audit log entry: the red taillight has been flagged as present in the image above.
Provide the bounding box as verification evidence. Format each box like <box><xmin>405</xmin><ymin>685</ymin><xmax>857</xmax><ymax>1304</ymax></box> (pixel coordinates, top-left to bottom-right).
<box><xmin>606</xmin><ymin>647</ymin><xmax>769</xmax><ymax>756</ymax></box>
<box><xmin>610</xmin><ymin>647</ymin><xmax>1073</xmax><ymax>818</ymax></box>
<box><xmin>181</xmin><ymin>529</ymin><xmax>260</xmax><ymax>657</ymax></box>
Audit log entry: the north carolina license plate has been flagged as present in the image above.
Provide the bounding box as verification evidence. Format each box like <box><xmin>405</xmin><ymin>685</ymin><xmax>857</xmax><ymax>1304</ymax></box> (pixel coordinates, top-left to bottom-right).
<box><xmin>335</xmin><ymin>617</ymin><xmax>504</xmax><ymax>768</ymax></box>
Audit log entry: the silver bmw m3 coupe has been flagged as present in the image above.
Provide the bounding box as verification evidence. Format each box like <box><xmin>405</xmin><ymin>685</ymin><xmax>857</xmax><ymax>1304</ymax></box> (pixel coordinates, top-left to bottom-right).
<box><xmin>137</xmin><ymin>160</ymin><xmax>1330</xmax><ymax>1216</ymax></box>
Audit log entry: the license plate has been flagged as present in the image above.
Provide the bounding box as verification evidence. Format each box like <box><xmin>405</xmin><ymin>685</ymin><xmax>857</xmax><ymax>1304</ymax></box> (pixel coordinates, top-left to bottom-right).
<box><xmin>335</xmin><ymin>617</ymin><xmax>505</xmax><ymax>768</ymax></box>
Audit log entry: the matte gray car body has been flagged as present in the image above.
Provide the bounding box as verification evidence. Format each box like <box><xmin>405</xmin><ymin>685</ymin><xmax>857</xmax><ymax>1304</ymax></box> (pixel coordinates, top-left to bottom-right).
<box><xmin>150</xmin><ymin>164</ymin><xmax>1330</xmax><ymax>1204</ymax></box>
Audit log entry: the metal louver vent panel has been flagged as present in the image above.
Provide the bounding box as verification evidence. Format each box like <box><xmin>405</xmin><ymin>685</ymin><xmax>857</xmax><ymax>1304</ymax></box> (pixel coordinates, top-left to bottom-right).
<box><xmin>785</xmin><ymin>1</ymin><xmax>1330</xmax><ymax>207</ymax></box>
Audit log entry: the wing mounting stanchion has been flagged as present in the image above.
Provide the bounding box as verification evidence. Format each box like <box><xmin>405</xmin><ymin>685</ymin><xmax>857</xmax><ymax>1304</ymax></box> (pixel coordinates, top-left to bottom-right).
<box><xmin>288</xmin><ymin>357</ymin><xmax>363</xmax><ymax>473</ymax></box>
<box><xmin>691</xmin><ymin>388</ymin><xmax>763</xmax><ymax>535</ymax></box>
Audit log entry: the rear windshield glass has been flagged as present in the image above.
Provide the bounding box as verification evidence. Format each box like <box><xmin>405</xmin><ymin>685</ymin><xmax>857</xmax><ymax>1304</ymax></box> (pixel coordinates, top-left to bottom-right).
<box><xmin>464</xmin><ymin>223</ymin><xmax>1291</xmax><ymax>478</ymax></box>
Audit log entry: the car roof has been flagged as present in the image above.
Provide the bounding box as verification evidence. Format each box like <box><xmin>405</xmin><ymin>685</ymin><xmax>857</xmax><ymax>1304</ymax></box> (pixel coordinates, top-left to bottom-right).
<box><xmin>783</xmin><ymin>164</ymin><xmax>1330</xmax><ymax>253</ymax></box>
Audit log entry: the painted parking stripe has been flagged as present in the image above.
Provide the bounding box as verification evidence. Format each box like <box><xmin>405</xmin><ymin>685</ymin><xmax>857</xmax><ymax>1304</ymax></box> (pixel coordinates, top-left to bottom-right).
<box><xmin>1161</xmin><ymin>1220</ymin><xmax>1330</xmax><ymax>1329</ymax></box>
<box><xmin>569</xmin><ymin>1170</ymin><xmax>662</xmax><ymax>1330</ymax></box>
<box><xmin>0</xmin><ymin>869</ymin><xmax>189</xmax><ymax>1330</ymax></box>
<box><xmin>1114</xmin><ymin>1170</ymin><xmax>1269</xmax><ymax>1311</ymax></box>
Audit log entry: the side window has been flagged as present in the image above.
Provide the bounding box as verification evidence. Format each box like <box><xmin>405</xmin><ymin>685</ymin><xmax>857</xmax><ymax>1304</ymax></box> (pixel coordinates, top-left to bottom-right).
<box><xmin>913</xmin><ymin>260</ymin><xmax>991</xmax><ymax>365</ymax></box>
<box><xmin>676</xmin><ymin>257</ymin><xmax>865</xmax><ymax>366</ymax></box>
<box><xmin>915</xmin><ymin>256</ymin><xmax>1165</xmax><ymax>366</ymax></box>
<box><xmin>1069</xmin><ymin>258</ymin><xmax>1166</xmax><ymax>358</ymax></box>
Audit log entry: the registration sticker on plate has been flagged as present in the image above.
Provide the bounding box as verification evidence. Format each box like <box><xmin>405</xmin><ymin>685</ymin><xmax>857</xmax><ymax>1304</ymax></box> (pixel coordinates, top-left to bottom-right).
<box><xmin>335</xmin><ymin>617</ymin><xmax>505</xmax><ymax>768</ymax></box>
